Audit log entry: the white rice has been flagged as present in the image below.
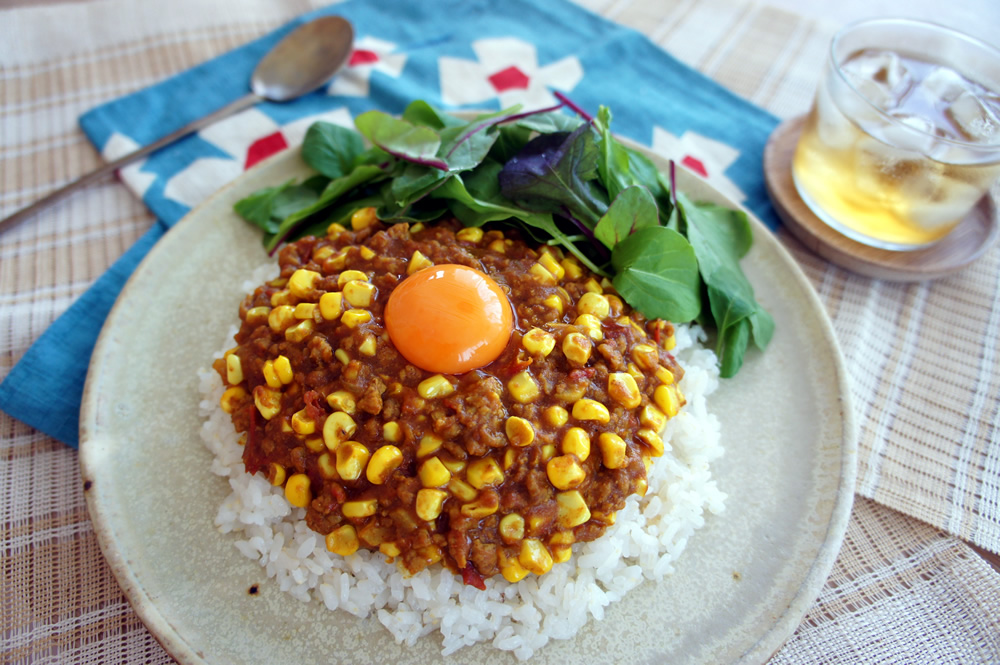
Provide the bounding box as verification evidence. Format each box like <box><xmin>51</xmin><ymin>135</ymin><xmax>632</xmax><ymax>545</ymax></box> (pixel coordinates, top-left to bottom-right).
<box><xmin>198</xmin><ymin>263</ymin><xmax>725</xmax><ymax>660</ymax></box>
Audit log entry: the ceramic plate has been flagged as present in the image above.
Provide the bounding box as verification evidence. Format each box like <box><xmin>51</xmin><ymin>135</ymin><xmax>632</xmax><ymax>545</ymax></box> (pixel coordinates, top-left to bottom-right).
<box><xmin>80</xmin><ymin>131</ymin><xmax>856</xmax><ymax>664</ymax></box>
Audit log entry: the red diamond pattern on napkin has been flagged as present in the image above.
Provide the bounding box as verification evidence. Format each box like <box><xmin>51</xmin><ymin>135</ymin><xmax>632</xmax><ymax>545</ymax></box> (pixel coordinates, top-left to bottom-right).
<box><xmin>245</xmin><ymin>131</ymin><xmax>289</xmax><ymax>170</ymax></box>
<box><xmin>488</xmin><ymin>66</ymin><xmax>530</xmax><ymax>92</ymax></box>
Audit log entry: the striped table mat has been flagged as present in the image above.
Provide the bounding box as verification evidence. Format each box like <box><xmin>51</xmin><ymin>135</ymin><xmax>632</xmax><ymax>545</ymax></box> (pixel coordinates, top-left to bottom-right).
<box><xmin>2</xmin><ymin>0</ymin><xmax>999</xmax><ymax>662</ymax></box>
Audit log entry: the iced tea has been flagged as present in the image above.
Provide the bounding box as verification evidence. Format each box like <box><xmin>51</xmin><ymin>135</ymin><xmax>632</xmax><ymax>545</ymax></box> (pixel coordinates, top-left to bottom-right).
<box><xmin>792</xmin><ymin>20</ymin><xmax>1000</xmax><ymax>250</ymax></box>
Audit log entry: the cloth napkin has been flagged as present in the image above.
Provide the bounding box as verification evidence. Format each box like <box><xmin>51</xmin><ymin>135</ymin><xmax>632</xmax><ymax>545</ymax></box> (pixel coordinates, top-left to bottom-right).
<box><xmin>0</xmin><ymin>0</ymin><xmax>779</xmax><ymax>447</ymax></box>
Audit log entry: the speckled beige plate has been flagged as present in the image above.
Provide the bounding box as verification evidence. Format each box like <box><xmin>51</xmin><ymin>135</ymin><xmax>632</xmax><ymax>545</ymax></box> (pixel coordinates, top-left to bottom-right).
<box><xmin>80</xmin><ymin>130</ymin><xmax>857</xmax><ymax>665</ymax></box>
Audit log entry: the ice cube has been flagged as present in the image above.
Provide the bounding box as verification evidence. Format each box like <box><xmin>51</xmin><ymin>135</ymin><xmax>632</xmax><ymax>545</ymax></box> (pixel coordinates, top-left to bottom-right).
<box><xmin>919</xmin><ymin>67</ymin><xmax>969</xmax><ymax>104</ymax></box>
<box><xmin>907</xmin><ymin>177</ymin><xmax>981</xmax><ymax>230</ymax></box>
<box><xmin>841</xmin><ymin>49</ymin><xmax>912</xmax><ymax>110</ymax></box>
<box><xmin>882</xmin><ymin>111</ymin><xmax>937</xmax><ymax>153</ymax></box>
<box><xmin>947</xmin><ymin>90</ymin><xmax>1000</xmax><ymax>143</ymax></box>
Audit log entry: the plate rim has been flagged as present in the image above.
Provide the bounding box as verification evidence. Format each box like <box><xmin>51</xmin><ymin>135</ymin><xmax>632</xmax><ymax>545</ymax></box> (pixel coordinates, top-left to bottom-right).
<box><xmin>80</xmin><ymin>117</ymin><xmax>857</xmax><ymax>665</ymax></box>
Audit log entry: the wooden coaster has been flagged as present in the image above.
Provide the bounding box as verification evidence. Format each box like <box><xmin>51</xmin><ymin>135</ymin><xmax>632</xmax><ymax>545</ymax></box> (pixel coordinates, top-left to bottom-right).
<box><xmin>763</xmin><ymin>115</ymin><xmax>999</xmax><ymax>281</ymax></box>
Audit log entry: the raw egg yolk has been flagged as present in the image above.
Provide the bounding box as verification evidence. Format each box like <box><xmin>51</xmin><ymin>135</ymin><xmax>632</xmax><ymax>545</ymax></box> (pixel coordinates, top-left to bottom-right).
<box><xmin>385</xmin><ymin>264</ymin><xmax>513</xmax><ymax>374</ymax></box>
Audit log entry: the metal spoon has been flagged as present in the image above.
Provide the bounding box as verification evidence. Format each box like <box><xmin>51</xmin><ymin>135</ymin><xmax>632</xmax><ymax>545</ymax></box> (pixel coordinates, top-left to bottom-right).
<box><xmin>0</xmin><ymin>16</ymin><xmax>354</xmax><ymax>233</ymax></box>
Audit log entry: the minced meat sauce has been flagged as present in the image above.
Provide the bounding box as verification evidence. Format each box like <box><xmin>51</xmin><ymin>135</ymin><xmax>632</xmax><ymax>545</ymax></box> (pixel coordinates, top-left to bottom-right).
<box><xmin>213</xmin><ymin>217</ymin><xmax>686</xmax><ymax>587</ymax></box>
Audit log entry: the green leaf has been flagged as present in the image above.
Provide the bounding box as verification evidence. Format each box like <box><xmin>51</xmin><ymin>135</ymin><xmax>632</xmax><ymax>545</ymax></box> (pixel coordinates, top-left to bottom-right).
<box><xmin>593</xmin><ymin>185</ymin><xmax>659</xmax><ymax>250</ymax></box>
<box><xmin>233</xmin><ymin>179</ymin><xmax>293</xmax><ymax>230</ymax></box>
<box><xmin>611</xmin><ymin>226</ymin><xmax>701</xmax><ymax>322</ymax></box>
<box><xmin>301</xmin><ymin>122</ymin><xmax>364</xmax><ymax>179</ymax></box>
<box><xmin>264</xmin><ymin>164</ymin><xmax>386</xmax><ymax>251</ymax></box>
<box><xmin>717</xmin><ymin>317</ymin><xmax>751</xmax><ymax>378</ymax></box>
<box><xmin>354</xmin><ymin>110</ymin><xmax>447</xmax><ymax>169</ymax></box>
<box><xmin>401</xmin><ymin>100</ymin><xmax>466</xmax><ymax>129</ymax></box>
<box><xmin>498</xmin><ymin>124</ymin><xmax>608</xmax><ymax>226</ymax></box>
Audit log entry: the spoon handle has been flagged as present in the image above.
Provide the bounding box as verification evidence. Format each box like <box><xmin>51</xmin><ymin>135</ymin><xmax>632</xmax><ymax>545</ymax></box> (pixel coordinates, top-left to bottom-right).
<box><xmin>0</xmin><ymin>92</ymin><xmax>262</xmax><ymax>234</ymax></box>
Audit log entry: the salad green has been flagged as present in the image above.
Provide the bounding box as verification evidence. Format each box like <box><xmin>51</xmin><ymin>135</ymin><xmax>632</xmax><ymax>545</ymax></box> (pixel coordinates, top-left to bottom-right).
<box><xmin>233</xmin><ymin>98</ymin><xmax>773</xmax><ymax>377</ymax></box>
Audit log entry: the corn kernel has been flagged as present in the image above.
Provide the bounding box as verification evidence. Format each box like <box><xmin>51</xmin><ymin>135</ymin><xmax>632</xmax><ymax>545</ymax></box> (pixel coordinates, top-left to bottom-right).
<box><xmin>326</xmin><ymin>524</ymin><xmax>360</xmax><ymax>556</ymax></box>
<box><xmin>268</xmin><ymin>305</ymin><xmax>295</xmax><ymax>332</ymax></box>
<box><xmin>499</xmin><ymin>513</ymin><xmax>525</xmax><ymax>543</ymax></box>
<box><xmin>551</xmin><ymin>544</ymin><xmax>573</xmax><ymax>564</ymax></box>
<box><xmin>503</xmin><ymin>448</ymin><xmax>517</xmax><ymax>470</ymax></box>
<box><xmin>288</xmin><ymin>269</ymin><xmax>321</xmax><ymax>299</ymax></box>
<box><xmin>608</xmin><ymin>372</ymin><xmax>642</xmax><ymax>409</ymax></box>
<box><xmin>545</xmin><ymin>405</ymin><xmax>569</xmax><ymax>428</ymax></box>
<box><xmin>561</xmin><ymin>257</ymin><xmax>583</xmax><ymax>280</ymax></box>
<box><xmin>626</xmin><ymin>362</ymin><xmax>645</xmax><ymax>381</ymax></box>
<box><xmin>538</xmin><ymin>252</ymin><xmax>565</xmax><ymax>281</ymax></box>
<box><xmin>410</xmin><ymin>222</ymin><xmax>426</xmax><ymax>234</ymax></box>
<box><xmin>541</xmin><ymin>443</ymin><xmax>555</xmax><ymax>462</ymax></box>
<box><xmin>225</xmin><ymin>354</ymin><xmax>244</xmax><ymax>385</ymax></box>
<box><xmin>505</xmin><ymin>416</ymin><xmax>535</xmax><ymax>447</ymax></box>
<box><xmin>655</xmin><ymin>366</ymin><xmax>675</xmax><ymax>385</ymax></box>
<box><xmin>220</xmin><ymin>386</ymin><xmax>247</xmax><ymax>414</ymax></box>
<box><xmin>456</xmin><ymin>227</ymin><xmax>484</xmax><ymax>243</ymax></box>
<box><xmin>327</xmin><ymin>222</ymin><xmax>348</xmax><ymax>237</ymax></box>
<box><xmin>270</xmin><ymin>289</ymin><xmax>292</xmax><ymax>307</ymax></box>
<box><xmin>323</xmin><ymin>250</ymin><xmax>348</xmax><ymax>272</ymax></box>
<box><xmin>519</xmin><ymin>539</ymin><xmax>554</xmax><ymax>576</ymax></box>
<box><xmin>561</xmin><ymin>427</ymin><xmax>591</xmax><ymax>461</ymax></box>
<box><xmin>350</xmin><ymin>206</ymin><xmax>378</xmax><ymax>231</ymax></box>
<box><xmin>631</xmin><ymin>344</ymin><xmax>659</xmax><ymax>370</ymax></box>
<box><xmin>273</xmin><ymin>355</ymin><xmax>293</xmax><ymax>384</ymax></box>
<box><xmin>448</xmin><ymin>477</ymin><xmax>478</xmax><ymax>502</ymax></box>
<box><xmin>291</xmin><ymin>303</ymin><xmax>316</xmax><ymax>321</ymax></box>
<box><xmin>261</xmin><ymin>360</ymin><xmax>280</xmax><ymax>389</ymax></box>
<box><xmin>636</xmin><ymin>428</ymin><xmax>665</xmax><ymax>457</ymax></box>
<box><xmin>488</xmin><ymin>239</ymin><xmax>507</xmax><ymax>254</ymax></box>
<box><xmin>366</xmin><ymin>445</ymin><xmax>403</xmax><ymax>485</ymax></box>
<box><xmin>562</xmin><ymin>332</ymin><xmax>592</xmax><ymax>366</ymax></box>
<box><xmin>334</xmin><ymin>348</ymin><xmax>350</xmax><ymax>365</ymax></box>
<box><xmin>323</xmin><ymin>411</ymin><xmax>357</xmax><ymax>451</ymax></box>
<box><xmin>556</xmin><ymin>490</ymin><xmax>591</xmax><ymax>529</ymax></box>
<box><xmin>522</xmin><ymin>328</ymin><xmax>556</xmax><ymax>357</ymax></box>
<box><xmin>407</xmin><ymin>250</ymin><xmax>434</xmax><ymax>275</ymax></box>
<box><xmin>574</xmin><ymin>314</ymin><xmax>604</xmax><ymax>341</ymax></box>
<box><xmin>583</xmin><ymin>278</ymin><xmax>602</xmax><ymax>294</ymax></box>
<box><xmin>546</xmin><ymin>454</ymin><xmax>586</xmax><ymax>490</ymax></box>
<box><xmin>415</xmin><ymin>488</ymin><xmax>448</xmax><ymax>521</ymax></box>
<box><xmin>572</xmin><ymin>398</ymin><xmax>610</xmax><ymax>423</ymax></box>
<box><xmin>343</xmin><ymin>280</ymin><xmax>376</xmax><ymax>308</ymax></box>
<box><xmin>319</xmin><ymin>292</ymin><xmax>343</xmax><ymax>320</ymax></box>
<box><xmin>341</xmin><ymin>309</ymin><xmax>371</xmax><ymax>329</ymax></box>
<box><xmin>336</xmin><ymin>269</ymin><xmax>367</xmax><ymax>288</ymax></box>
<box><xmin>460</xmin><ymin>491</ymin><xmax>499</xmax><ymax>519</ymax></box>
<box><xmin>634</xmin><ymin>477</ymin><xmax>649</xmax><ymax>497</ymax></box>
<box><xmin>663</xmin><ymin>333</ymin><xmax>677</xmax><ymax>351</ymax></box>
<box><xmin>359</xmin><ymin>246</ymin><xmax>376</xmax><ymax>260</ymax></box>
<box><xmin>639</xmin><ymin>404</ymin><xmax>667</xmax><ymax>433</ymax></box>
<box><xmin>598</xmin><ymin>432</ymin><xmax>627</xmax><ymax>469</ymax></box>
<box><xmin>304</xmin><ymin>437</ymin><xmax>324</xmax><ymax>453</ymax></box>
<box><xmin>280</xmin><ymin>417</ymin><xmax>294</xmax><ymax>434</ymax></box>
<box><xmin>358</xmin><ymin>334</ymin><xmax>377</xmax><ymax>357</ymax></box>
<box><xmin>500</xmin><ymin>550</ymin><xmax>530</xmax><ymax>583</ymax></box>
<box><xmin>291</xmin><ymin>408</ymin><xmax>316</xmax><ymax>436</ymax></box>
<box><xmin>507</xmin><ymin>371</ymin><xmax>540</xmax><ymax>404</ymax></box>
<box><xmin>467</xmin><ymin>457</ymin><xmax>504</xmax><ymax>489</ymax></box>
<box><xmin>440</xmin><ymin>456</ymin><xmax>466</xmax><ymax>474</ymax></box>
<box><xmin>382</xmin><ymin>421</ymin><xmax>402</xmax><ymax>443</ymax></box>
<box><xmin>245</xmin><ymin>306</ymin><xmax>271</xmax><ymax>325</ymax></box>
<box><xmin>416</xmin><ymin>434</ymin><xmax>443</xmax><ymax>457</ymax></box>
<box><xmin>592</xmin><ymin>510</ymin><xmax>617</xmax><ymax>526</ymax></box>
<box><xmin>529</xmin><ymin>262</ymin><xmax>556</xmax><ymax>285</ymax></box>
<box><xmin>284</xmin><ymin>473</ymin><xmax>311</xmax><ymax>508</ymax></box>
<box><xmin>550</xmin><ymin>531</ymin><xmax>575</xmax><ymax>546</ymax></box>
<box><xmin>418</xmin><ymin>457</ymin><xmax>451</xmax><ymax>487</ymax></box>
<box><xmin>267</xmin><ymin>462</ymin><xmax>286</xmax><ymax>487</ymax></box>
<box><xmin>317</xmin><ymin>452</ymin><xmax>338</xmax><ymax>479</ymax></box>
<box><xmin>342</xmin><ymin>499</ymin><xmax>377</xmax><ymax>519</ymax></box>
<box><xmin>543</xmin><ymin>294</ymin><xmax>564</xmax><ymax>315</ymax></box>
<box><xmin>654</xmin><ymin>384</ymin><xmax>683</xmax><ymax>418</ymax></box>
<box><xmin>253</xmin><ymin>386</ymin><xmax>282</xmax><ymax>420</ymax></box>
<box><xmin>417</xmin><ymin>374</ymin><xmax>454</xmax><ymax>399</ymax></box>
<box><xmin>336</xmin><ymin>441</ymin><xmax>370</xmax><ymax>481</ymax></box>
<box><xmin>577</xmin><ymin>292</ymin><xmax>610</xmax><ymax>318</ymax></box>
<box><xmin>326</xmin><ymin>390</ymin><xmax>356</xmax><ymax>414</ymax></box>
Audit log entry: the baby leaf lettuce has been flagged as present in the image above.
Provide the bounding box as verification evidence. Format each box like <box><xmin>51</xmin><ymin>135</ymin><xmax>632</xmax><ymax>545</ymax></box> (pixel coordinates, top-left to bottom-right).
<box><xmin>232</xmin><ymin>99</ymin><xmax>772</xmax><ymax>376</ymax></box>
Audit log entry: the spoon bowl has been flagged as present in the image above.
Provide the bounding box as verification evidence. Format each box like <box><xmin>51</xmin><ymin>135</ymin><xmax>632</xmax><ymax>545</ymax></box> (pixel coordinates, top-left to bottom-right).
<box><xmin>0</xmin><ymin>15</ymin><xmax>355</xmax><ymax>233</ymax></box>
<box><xmin>253</xmin><ymin>16</ymin><xmax>355</xmax><ymax>102</ymax></box>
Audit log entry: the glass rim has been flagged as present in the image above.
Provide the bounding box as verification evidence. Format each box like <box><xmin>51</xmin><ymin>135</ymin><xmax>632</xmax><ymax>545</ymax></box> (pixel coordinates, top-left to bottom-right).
<box><xmin>830</xmin><ymin>17</ymin><xmax>1000</xmax><ymax>151</ymax></box>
